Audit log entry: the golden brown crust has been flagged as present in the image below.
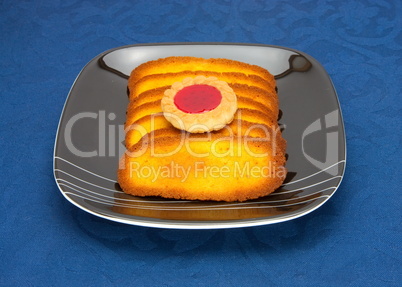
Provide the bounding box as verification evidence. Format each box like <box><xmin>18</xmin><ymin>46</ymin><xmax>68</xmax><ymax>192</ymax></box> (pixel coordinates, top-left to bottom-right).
<box><xmin>125</xmin><ymin>106</ymin><xmax>277</xmax><ymax>145</ymax></box>
<box><xmin>128</xmin><ymin>56</ymin><xmax>275</xmax><ymax>86</ymax></box>
<box><xmin>118</xmin><ymin>136</ymin><xmax>286</xmax><ymax>202</ymax></box>
<box><xmin>125</xmin><ymin>116</ymin><xmax>282</xmax><ymax>149</ymax></box>
<box><xmin>131</xmin><ymin>86</ymin><xmax>169</xmax><ymax>108</ymax></box>
<box><xmin>118</xmin><ymin>56</ymin><xmax>287</xmax><ymax>202</ymax></box>
<box><xmin>129</xmin><ymin>85</ymin><xmax>278</xmax><ymax>121</ymax></box>
<box><xmin>125</xmin><ymin>94</ymin><xmax>278</xmax><ymax>130</ymax></box>
<box><xmin>231</xmin><ymin>84</ymin><xmax>279</xmax><ymax>119</ymax></box>
<box><xmin>128</xmin><ymin>70</ymin><xmax>275</xmax><ymax>101</ymax></box>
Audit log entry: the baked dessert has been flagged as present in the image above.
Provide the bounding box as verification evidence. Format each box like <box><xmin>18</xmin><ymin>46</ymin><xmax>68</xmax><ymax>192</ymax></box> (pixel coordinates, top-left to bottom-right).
<box><xmin>118</xmin><ymin>56</ymin><xmax>287</xmax><ymax>202</ymax></box>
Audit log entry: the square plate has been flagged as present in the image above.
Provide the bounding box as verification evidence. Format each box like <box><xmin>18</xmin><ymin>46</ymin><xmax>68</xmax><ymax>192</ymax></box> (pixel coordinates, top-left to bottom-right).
<box><xmin>54</xmin><ymin>43</ymin><xmax>346</xmax><ymax>229</ymax></box>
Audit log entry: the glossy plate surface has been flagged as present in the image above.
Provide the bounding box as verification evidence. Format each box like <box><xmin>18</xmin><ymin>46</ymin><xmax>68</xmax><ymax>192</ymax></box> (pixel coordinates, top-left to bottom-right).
<box><xmin>54</xmin><ymin>43</ymin><xmax>346</xmax><ymax>229</ymax></box>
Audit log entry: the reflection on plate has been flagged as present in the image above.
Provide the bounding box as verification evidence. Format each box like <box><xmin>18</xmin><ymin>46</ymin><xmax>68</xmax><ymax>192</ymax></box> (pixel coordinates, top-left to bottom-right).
<box><xmin>54</xmin><ymin>43</ymin><xmax>346</xmax><ymax>229</ymax></box>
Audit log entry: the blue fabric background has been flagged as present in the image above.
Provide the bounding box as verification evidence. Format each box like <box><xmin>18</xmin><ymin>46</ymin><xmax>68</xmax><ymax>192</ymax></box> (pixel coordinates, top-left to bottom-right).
<box><xmin>1</xmin><ymin>0</ymin><xmax>401</xmax><ymax>286</ymax></box>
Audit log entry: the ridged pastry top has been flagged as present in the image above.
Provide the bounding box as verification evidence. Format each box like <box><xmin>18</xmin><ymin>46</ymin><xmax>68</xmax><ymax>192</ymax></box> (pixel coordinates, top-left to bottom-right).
<box><xmin>128</xmin><ymin>56</ymin><xmax>275</xmax><ymax>85</ymax></box>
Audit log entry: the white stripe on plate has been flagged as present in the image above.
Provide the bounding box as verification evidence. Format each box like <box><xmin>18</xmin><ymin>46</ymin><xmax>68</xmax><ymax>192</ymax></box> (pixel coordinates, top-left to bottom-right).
<box><xmin>55</xmin><ymin>156</ymin><xmax>116</xmax><ymax>182</ymax></box>
<box><xmin>59</xmin><ymin>181</ymin><xmax>335</xmax><ymax>209</ymax></box>
<box><xmin>281</xmin><ymin>160</ymin><xmax>345</xmax><ymax>186</ymax></box>
<box><xmin>64</xmin><ymin>191</ymin><xmax>330</xmax><ymax>210</ymax></box>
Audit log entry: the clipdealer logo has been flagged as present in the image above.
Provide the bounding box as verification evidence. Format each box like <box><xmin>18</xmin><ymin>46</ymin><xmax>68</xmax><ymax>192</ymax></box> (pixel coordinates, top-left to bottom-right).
<box><xmin>64</xmin><ymin>111</ymin><xmax>125</xmax><ymax>158</ymax></box>
<box><xmin>63</xmin><ymin>109</ymin><xmax>341</xmax><ymax>176</ymax></box>
<box><xmin>301</xmin><ymin>110</ymin><xmax>340</xmax><ymax>176</ymax></box>
<box><xmin>63</xmin><ymin>110</ymin><xmax>282</xmax><ymax>159</ymax></box>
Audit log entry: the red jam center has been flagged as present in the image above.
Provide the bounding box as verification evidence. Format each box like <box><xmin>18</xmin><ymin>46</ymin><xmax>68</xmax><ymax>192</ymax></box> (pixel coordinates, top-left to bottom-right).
<box><xmin>174</xmin><ymin>84</ymin><xmax>222</xmax><ymax>114</ymax></box>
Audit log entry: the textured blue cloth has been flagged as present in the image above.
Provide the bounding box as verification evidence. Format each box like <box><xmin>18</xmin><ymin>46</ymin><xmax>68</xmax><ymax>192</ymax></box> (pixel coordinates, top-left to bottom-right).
<box><xmin>1</xmin><ymin>0</ymin><xmax>401</xmax><ymax>286</ymax></box>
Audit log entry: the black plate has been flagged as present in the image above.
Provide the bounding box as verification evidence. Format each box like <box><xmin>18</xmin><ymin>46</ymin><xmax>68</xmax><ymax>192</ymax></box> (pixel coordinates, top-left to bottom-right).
<box><xmin>54</xmin><ymin>43</ymin><xmax>346</xmax><ymax>229</ymax></box>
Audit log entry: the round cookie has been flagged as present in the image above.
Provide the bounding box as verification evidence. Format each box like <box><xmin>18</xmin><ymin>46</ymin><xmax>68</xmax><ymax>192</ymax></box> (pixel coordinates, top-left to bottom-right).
<box><xmin>161</xmin><ymin>76</ymin><xmax>238</xmax><ymax>133</ymax></box>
